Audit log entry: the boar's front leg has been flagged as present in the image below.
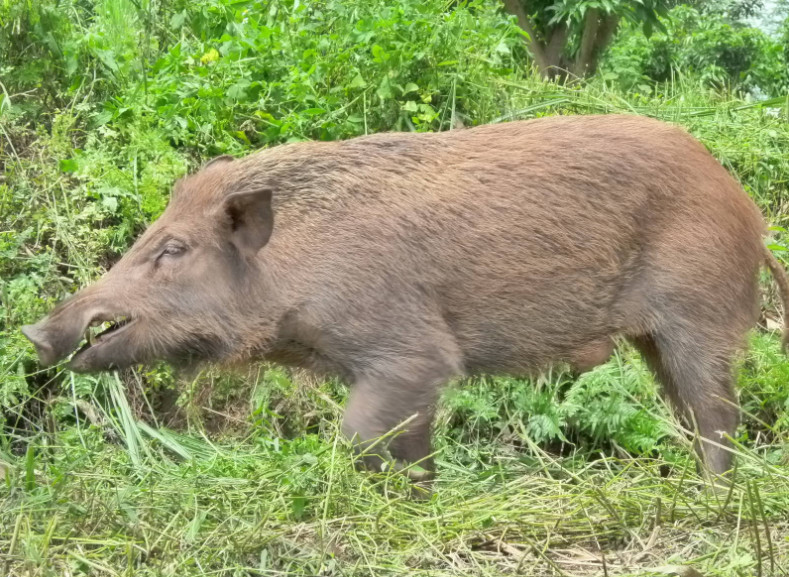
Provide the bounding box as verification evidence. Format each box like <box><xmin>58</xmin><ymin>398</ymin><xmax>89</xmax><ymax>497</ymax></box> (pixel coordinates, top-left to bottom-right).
<box><xmin>341</xmin><ymin>345</ymin><xmax>461</xmax><ymax>483</ymax></box>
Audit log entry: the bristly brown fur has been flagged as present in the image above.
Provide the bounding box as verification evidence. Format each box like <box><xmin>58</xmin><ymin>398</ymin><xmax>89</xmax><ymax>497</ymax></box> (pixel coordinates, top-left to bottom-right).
<box><xmin>23</xmin><ymin>114</ymin><xmax>789</xmax><ymax>479</ymax></box>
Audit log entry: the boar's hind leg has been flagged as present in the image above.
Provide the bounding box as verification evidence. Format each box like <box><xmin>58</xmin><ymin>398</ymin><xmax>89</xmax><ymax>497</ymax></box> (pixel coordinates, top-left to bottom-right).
<box><xmin>341</xmin><ymin>349</ymin><xmax>460</xmax><ymax>482</ymax></box>
<box><xmin>631</xmin><ymin>330</ymin><xmax>739</xmax><ymax>478</ymax></box>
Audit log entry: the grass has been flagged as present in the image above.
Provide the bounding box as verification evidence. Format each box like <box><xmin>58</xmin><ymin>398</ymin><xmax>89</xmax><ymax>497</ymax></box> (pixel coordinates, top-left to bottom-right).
<box><xmin>3</xmin><ymin>0</ymin><xmax>789</xmax><ymax>575</ymax></box>
<box><xmin>3</xmin><ymin>338</ymin><xmax>789</xmax><ymax>575</ymax></box>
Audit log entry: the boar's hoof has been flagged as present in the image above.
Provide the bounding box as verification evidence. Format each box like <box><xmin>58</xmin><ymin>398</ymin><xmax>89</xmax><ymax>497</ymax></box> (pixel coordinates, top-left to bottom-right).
<box><xmin>353</xmin><ymin>449</ymin><xmax>435</xmax><ymax>495</ymax></box>
<box><xmin>394</xmin><ymin>459</ymin><xmax>435</xmax><ymax>500</ymax></box>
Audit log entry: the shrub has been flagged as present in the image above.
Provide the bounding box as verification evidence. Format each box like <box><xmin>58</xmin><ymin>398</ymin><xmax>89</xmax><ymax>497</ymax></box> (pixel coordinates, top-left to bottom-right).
<box><xmin>601</xmin><ymin>5</ymin><xmax>789</xmax><ymax>96</ymax></box>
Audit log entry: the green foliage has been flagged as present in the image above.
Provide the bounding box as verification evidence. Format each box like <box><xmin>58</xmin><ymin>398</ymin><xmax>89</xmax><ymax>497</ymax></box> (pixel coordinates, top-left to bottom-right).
<box><xmin>546</xmin><ymin>0</ymin><xmax>671</xmax><ymax>38</ymax></box>
<box><xmin>602</xmin><ymin>4</ymin><xmax>789</xmax><ymax>94</ymax></box>
<box><xmin>149</xmin><ymin>0</ymin><xmax>517</xmax><ymax>150</ymax></box>
<box><xmin>2</xmin><ymin>0</ymin><xmax>521</xmax><ymax>153</ymax></box>
<box><xmin>0</xmin><ymin>0</ymin><xmax>154</xmax><ymax>118</ymax></box>
<box><xmin>442</xmin><ymin>351</ymin><xmax>672</xmax><ymax>457</ymax></box>
<box><xmin>740</xmin><ymin>332</ymin><xmax>789</xmax><ymax>442</ymax></box>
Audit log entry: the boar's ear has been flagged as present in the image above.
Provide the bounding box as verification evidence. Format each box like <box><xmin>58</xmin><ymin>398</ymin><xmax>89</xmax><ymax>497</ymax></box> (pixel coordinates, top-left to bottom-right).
<box><xmin>222</xmin><ymin>188</ymin><xmax>274</xmax><ymax>257</ymax></box>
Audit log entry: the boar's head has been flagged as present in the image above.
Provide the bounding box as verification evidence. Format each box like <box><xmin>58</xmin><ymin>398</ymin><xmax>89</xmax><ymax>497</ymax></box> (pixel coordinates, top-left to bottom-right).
<box><xmin>22</xmin><ymin>156</ymin><xmax>274</xmax><ymax>372</ymax></box>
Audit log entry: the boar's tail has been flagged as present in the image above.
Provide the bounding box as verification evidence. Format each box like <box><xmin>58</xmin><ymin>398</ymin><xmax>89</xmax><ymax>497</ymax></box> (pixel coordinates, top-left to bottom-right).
<box><xmin>764</xmin><ymin>246</ymin><xmax>789</xmax><ymax>352</ymax></box>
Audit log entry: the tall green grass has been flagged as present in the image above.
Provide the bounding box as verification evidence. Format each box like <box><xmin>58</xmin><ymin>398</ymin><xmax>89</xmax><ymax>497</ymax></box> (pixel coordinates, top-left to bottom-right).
<box><xmin>3</xmin><ymin>335</ymin><xmax>789</xmax><ymax>575</ymax></box>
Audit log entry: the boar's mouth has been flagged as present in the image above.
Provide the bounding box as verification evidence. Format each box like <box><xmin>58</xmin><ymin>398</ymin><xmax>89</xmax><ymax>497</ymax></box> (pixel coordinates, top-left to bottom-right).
<box><xmin>72</xmin><ymin>315</ymin><xmax>135</xmax><ymax>359</ymax></box>
<box><xmin>62</xmin><ymin>313</ymin><xmax>139</xmax><ymax>372</ymax></box>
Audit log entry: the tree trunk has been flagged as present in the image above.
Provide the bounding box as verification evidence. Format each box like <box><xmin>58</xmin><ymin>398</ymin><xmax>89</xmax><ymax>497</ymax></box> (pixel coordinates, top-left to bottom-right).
<box><xmin>501</xmin><ymin>0</ymin><xmax>548</xmax><ymax>72</ymax></box>
<box><xmin>503</xmin><ymin>0</ymin><xmax>620</xmax><ymax>80</ymax></box>
<box><xmin>543</xmin><ymin>26</ymin><xmax>569</xmax><ymax>78</ymax></box>
<box><xmin>595</xmin><ymin>13</ymin><xmax>621</xmax><ymax>68</ymax></box>
<box><xmin>571</xmin><ymin>8</ymin><xmax>601</xmax><ymax>77</ymax></box>
<box><xmin>571</xmin><ymin>10</ymin><xmax>620</xmax><ymax>77</ymax></box>
<box><xmin>501</xmin><ymin>0</ymin><xmax>568</xmax><ymax>78</ymax></box>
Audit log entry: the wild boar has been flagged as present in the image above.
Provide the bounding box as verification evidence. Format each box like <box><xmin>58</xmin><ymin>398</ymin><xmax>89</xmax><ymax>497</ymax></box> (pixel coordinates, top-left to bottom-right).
<box><xmin>23</xmin><ymin>115</ymin><xmax>789</xmax><ymax>479</ymax></box>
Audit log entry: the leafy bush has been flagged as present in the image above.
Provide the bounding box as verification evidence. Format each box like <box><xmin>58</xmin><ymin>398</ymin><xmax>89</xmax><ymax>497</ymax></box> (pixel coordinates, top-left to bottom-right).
<box><xmin>0</xmin><ymin>0</ymin><xmax>156</xmax><ymax>121</ymax></box>
<box><xmin>602</xmin><ymin>5</ymin><xmax>789</xmax><ymax>95</ymax></box>
<box><xmin>146</xmin><ymin>0</ymin><xmax>521</xmax><ymax>151</ymax></box>
<box><xmin>441</xmin><ymin>351</ymin><xmax>672</xmax><ymax>460</ymax></box>
<box><xmin>2</xmin><ymin>0</ymin><xmax>522</xmax><ymax>153</ymax></box>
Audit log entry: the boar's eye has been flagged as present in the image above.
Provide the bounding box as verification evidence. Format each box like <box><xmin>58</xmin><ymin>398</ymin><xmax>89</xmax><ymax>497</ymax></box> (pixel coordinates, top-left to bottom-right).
<box><xmin>157</xmin><ymin>241</ymin><xmax>187</xmax><ymax>262</ymax></box>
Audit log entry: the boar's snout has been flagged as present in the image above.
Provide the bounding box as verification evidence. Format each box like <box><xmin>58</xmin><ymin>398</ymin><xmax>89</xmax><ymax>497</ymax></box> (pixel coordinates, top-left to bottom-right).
<box><xmin>21</xmin><ymin>322</ymin><xmax>62</xmax><ymax>367</ymax></box>
<box><xmin>22</xmin><ymin>311</ymin><xmax>95</xmax><ymax>369</ymax></box>
<box><xmin>21</xmin><ymin>297</ymin><xmax>127</xmax><ymax>370</ymax></box>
